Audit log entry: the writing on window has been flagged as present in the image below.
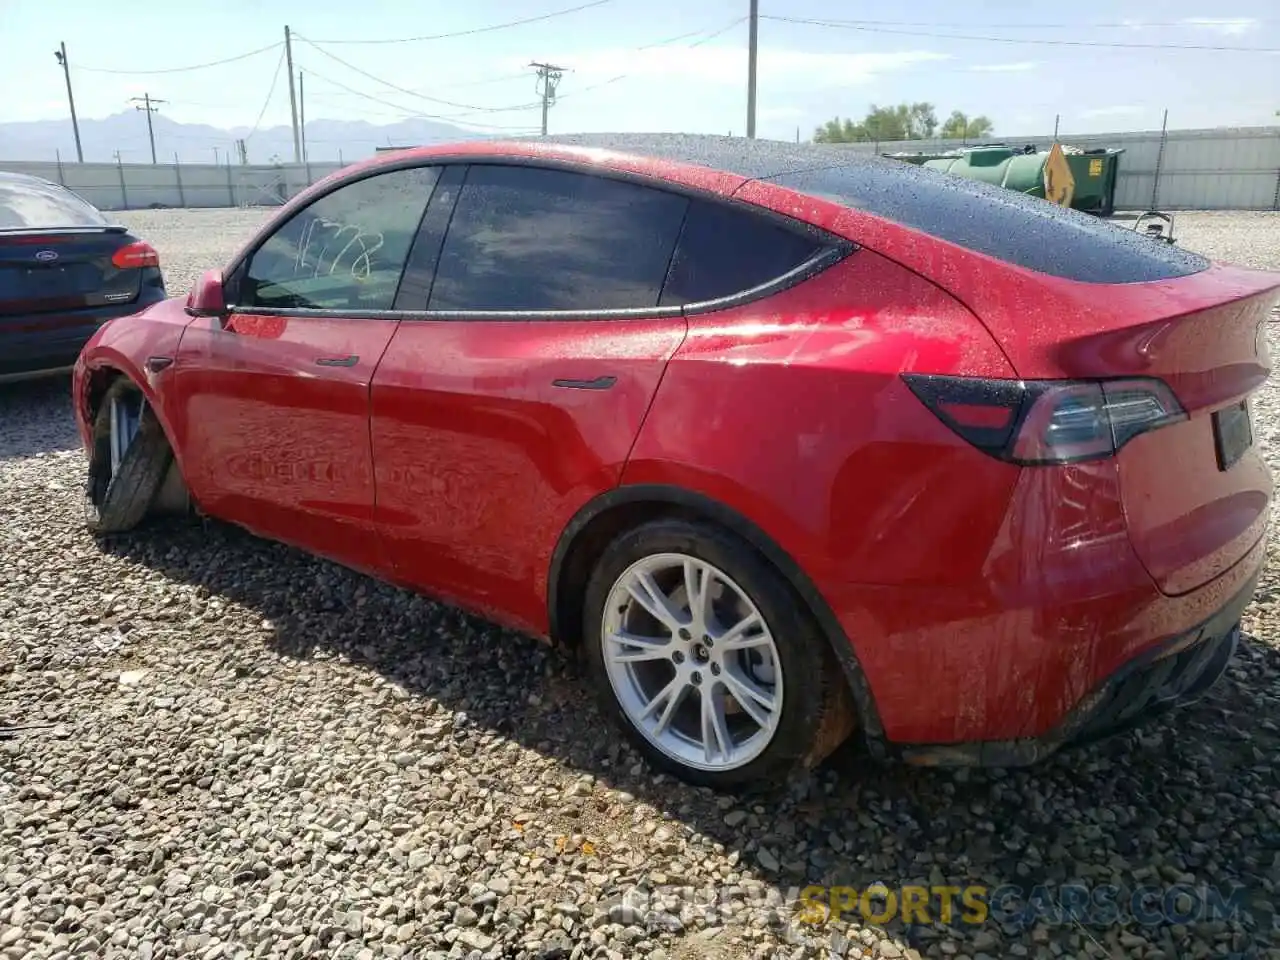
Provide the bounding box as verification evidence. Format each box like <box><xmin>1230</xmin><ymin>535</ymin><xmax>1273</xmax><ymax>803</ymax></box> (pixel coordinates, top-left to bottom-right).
<box><xmin>242</xmin><ymin>166</ymin><xmax>439</xmax><ymax>311</ymax></box>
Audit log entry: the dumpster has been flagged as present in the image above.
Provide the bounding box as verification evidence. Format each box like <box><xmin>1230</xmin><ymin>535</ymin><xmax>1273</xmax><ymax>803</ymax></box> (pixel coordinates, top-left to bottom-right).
<box><xmin>890</xmin><ymin>143</ymin><xmax>1124</xmax><ymax>216</ymax></box>
<box><xmin>1063</xmin><ymin>148</ymin><xmax>1123</xmax><ymax>216</ymax></box>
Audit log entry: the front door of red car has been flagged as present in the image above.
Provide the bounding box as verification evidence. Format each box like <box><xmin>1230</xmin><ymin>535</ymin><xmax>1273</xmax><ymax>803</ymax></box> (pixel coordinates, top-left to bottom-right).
<box><xmin>369</xmin><ymin>162</ymin><xmax>692</xmax><ymax>632</ymax></box>
<box><xmin>169</xmin><ymin>165</ymin><xmax>443</xmax><ymax>574</ymax></box>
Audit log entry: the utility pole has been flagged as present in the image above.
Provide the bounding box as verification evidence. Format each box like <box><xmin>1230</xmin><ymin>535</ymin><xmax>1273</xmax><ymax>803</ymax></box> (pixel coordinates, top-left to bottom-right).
<box><xmin>212</xmin><ymin>146</ymin><xmax>220</xmax><ymax>165</ymax></box>
<box><xmin>746</xmin><ymin>0</ymin><xmax>759</xmax><ymax>139</ymax></box>
<box><xmin>284</xmin><ymin>26</ymin><xmax>302</xmax><ymax>163</ymax></box>
<box><xmin>530</xmin><ymin>62</ymin><xmax>568</xmax><ymax>136</ymax></box>
<box><xmin>236</xmin><ymin>139</ymin><xmax>248</xmax><ymax>165</ymax></box>
<box><xmin>130</xmin><ymin>93</ymin><xmax>167</xmax><ymax>164</ymax></box>
<box><xmin>298</xmin><ymin>70</ymin><xmax>308</xmax><ymax>162</ymax></box>
<box><xmin>54</xmin><ymin>42</ymin><xmax>84</xmax><ymax>163</ymax></box>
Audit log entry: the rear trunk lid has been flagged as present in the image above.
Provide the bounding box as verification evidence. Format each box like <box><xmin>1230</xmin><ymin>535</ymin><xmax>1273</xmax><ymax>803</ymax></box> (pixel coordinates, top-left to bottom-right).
<box><xmin>0</xmin><ymin>229</ymin><xmax>143</xmax><ymax>318</ymax></box>
<box><xmin>981</xmin><ymin>263</ymin><xmax>1280</xmax><ymax>596</ymax></box>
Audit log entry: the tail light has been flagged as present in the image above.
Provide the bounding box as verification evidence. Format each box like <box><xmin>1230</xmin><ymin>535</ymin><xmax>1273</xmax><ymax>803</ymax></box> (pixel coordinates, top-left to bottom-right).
<box><xmin>903</xmin><ymin>374</ymin><xmax>1186</xmax><ymax>465</ymax></box>
<box><xmin>111</xmin><ymin>241</ymin><xmax>160</xmax><ymax>269</ymax></box>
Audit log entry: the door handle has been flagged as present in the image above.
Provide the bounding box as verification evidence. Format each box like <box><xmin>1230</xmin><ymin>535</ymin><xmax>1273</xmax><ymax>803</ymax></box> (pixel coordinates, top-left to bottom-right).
<box><xmin>315</xmin><ymin>355</ymin><xmax>359</xmax><ymax>367</ymax></box>
<box><xmin>552</xmin><ymin>375</ymin><xmax>616</xmax><ymax>390</ymax></box>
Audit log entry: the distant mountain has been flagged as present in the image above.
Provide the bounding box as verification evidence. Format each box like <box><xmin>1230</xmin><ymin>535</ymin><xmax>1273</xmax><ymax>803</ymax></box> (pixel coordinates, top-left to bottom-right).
<box><xmin>0</xmin><ymin>111</ymin><xmax>510</xmax><ymax>165</ymax></box>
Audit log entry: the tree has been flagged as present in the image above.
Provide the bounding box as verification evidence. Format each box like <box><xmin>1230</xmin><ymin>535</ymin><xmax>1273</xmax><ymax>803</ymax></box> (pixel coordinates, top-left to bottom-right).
<box><xmin>814</xmin><ymin>117</ymin><xmax>863</xmax><ymax>144</ymax></box>
<box><xmin>813</xmin><ymin>102</ymin><xmax>939</xmax><ymax>143</ymax></box>
<box><xmin>940</xmin><ymin>111</ymin><xmax>995</xmax><ymax>141</ymax></box>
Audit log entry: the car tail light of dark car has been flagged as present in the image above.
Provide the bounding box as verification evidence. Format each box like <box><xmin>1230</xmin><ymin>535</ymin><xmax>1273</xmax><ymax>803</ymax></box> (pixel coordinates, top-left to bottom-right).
<box><xmin>110</xmin><ymin>241</ymin><xmax>160</xmax><ymax>270</ymax></box>
<box><xmin>903</xmin><ymin>374</ymin><xmax>1187</xmax><ymax>465</ymax></box>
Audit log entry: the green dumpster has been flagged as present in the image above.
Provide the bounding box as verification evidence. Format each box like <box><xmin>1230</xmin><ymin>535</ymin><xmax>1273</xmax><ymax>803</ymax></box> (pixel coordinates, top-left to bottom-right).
<box><xmin>1063</xmin><ymin>148</ymin><xmax>1124</xmax><ymax>216</ymax></box>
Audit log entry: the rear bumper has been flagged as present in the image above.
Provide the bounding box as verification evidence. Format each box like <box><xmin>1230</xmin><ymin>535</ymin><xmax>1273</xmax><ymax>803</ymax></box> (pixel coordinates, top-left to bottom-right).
<box><xmin>0</xmin><ymin>292</ymin><xmax>166</xmax><ymax>382</ymax></box>
<box><xmin>896</xmin><ymin>563</ymin><xmax>1257</xmax><ymax>766</ymax></box>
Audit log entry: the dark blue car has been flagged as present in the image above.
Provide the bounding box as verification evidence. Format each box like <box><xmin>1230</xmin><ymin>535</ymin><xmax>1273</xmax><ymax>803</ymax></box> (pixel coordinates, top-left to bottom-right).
<box><xmin>0</xmin><ymin>172</ymin><xmax>166</xmax><ymax>383</ymax></box>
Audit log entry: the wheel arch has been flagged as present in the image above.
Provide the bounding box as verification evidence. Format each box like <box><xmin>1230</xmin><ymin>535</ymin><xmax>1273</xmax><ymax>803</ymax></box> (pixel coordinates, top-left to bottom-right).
<box><xmin>547</xmin><ymin>483</ymin><xmax>888</xmax><ymax>754</ymax></box>
<box><xmin>83</xmin><ymin>364</ymin><xmax>191</xmax><ymax>517</ymax></box>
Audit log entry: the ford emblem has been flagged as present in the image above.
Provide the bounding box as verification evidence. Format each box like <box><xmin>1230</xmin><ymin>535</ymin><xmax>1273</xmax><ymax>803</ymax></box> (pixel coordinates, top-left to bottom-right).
<box><xmin>35</xmin><ymin>250</ymin><xmax>59</xmax><ymax>262</ymax></box>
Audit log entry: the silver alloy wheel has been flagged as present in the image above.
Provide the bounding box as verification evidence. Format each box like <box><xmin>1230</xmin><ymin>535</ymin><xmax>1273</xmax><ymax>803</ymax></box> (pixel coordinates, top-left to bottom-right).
<box><xmin>108</xmin><ymin>392</ymin><xmax>144</xmax><ymax>474</ymax></box>
<box><xmin>601</xmin><ymin>552</ymin><xmax>784</xmax><ymax>772</ymax></box>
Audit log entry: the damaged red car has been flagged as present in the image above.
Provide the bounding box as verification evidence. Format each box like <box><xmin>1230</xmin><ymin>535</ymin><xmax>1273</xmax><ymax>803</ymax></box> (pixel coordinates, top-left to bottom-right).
<box><xmin>72</xmin><ymin>134</ymin><xmax>1280</xmax><ymax>789</ymax></box>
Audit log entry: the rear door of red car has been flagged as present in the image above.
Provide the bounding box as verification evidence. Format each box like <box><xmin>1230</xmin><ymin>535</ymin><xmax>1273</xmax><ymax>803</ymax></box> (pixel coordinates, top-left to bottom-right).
<box><xmin>368</xmin><ymin>162</ymin><xmax>695</xmax><ymax>632</ymax></box>
<box><xmin>169</xmin><ymin>165</ymin><xmax>442</xmax><ymax>574</ymax></box>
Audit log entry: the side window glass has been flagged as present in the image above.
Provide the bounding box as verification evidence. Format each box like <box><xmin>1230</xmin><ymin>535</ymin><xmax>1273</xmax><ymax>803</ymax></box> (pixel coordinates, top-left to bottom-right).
<box><xmin>429</xmin><ymin>165</ymin><xmax>688</xmax><ymax>312</ymax></box>
<box><xmin>240</xmin><ymin>166</ymin><xmax>440</xmax><ymax>311</ymax></box>
<box><xmin>660</xmin><ymin>200</ymin><xmax>822</xmax><ymax>306</ymax></box>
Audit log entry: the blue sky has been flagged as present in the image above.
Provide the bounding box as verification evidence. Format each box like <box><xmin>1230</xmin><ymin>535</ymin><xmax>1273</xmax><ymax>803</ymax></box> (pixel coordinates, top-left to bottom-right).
<box><xmin>2</xmin><ymin>0</ymin><xmax>1277</xmax><ymax>141</ymax></box>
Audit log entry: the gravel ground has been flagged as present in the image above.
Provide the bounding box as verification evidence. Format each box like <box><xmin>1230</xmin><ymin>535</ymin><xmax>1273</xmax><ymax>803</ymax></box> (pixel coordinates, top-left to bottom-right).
<box><xmin>3</xmin><ymin>209</ymin><xmax>1280</xmax><ymax>960</ymax></box>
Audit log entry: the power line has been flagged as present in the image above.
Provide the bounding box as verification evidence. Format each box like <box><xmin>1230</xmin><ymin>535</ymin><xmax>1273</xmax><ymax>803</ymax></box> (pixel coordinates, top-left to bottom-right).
<box><xmin>779</xmin><ymin>16</ymin><xmax>1272</xmax><ymax>30</ymax></box>
<box><xmin>158</xmin><ymin>98</ymin><xmax>244</xmax><ymax>109</ymax></box>
<box><xmin>556</xmin><ymin>17</ymin><xmax>747</xmax><ymax>102</ymax></box>
<box><xmin>245</xmin><ymin>46</ymin><xmax>288</xmax><ymax>140</ymax></box>
<box><xmin>304</xmin><ymin>0</ymin><xmax>615</xmax><ymax>44</ymax></box>
<box><xmin>761</xmin><ymin>16</ymin><xmax>1280</xmax><ymax>52</ymax></box>
<box><xmin>301</xmin><ymin>66</ymin><xmax>544</xmax><ymax>130</ymax></box>
<box><xmin>441</xmin><ymin>70</ymin><xmax>541</xmax><ymax>89</ymax></box>
<box><xmin>74</xmin><ymin>41</ymin><xmax>283</xmax><ymax>75</ymax></box>
<box><xmin>306</xmin><ymin>67</ymin><xmax>543</xmax><ymax>120</ymax></box>
<box><xmin>295</xmin><ymin>34</ymin><xmax>549</xmax><ymax>112</ymax></box>
<box><xmin>309</xmin><ymin>69</ymin><xmax>535</xmax><ymax>101</ymax></box>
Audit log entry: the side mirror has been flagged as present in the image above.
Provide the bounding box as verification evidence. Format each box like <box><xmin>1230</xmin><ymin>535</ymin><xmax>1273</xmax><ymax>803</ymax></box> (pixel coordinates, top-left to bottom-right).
<box><xmin>185</xmin><ymin>269</ymin><xmax>226</xmax><ymax>317</ymax></box>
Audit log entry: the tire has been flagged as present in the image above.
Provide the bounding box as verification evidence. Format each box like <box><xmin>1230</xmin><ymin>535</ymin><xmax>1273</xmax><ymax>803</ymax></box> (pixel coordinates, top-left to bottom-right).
<box><xmin>581</xmin><ymin>518</ymin><xmax>855</xmax><ymax>790</ymax></box>
<box><xmin>84</xmin><ymin>379</ymin><xmax>174</xmax><ymax>535</ymax></box>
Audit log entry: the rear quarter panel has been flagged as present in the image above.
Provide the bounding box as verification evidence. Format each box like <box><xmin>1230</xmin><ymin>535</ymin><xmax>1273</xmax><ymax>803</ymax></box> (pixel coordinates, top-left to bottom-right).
<box><xmin>623</xmin><ymin>247</ymin><xmax>1019</xmax><ymax>590</ymax></box>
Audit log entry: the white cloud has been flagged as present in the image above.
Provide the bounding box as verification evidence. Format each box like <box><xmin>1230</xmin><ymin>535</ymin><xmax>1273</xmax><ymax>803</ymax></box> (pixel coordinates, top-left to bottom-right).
<box><xmin>969</xmin><ymin>61</ymin><xmax>1039</xmax><ymax>72</ymax></box>
<box><xmin>1081</xmin><ymin>105</ymin><xmax>1144</xmax><ymax>118</ymax></box>
<box><xmin>1181</xmin><ymin>17</ymin><xmax>1259</xmax><ymax>35</ymax></box>
<box><xmin>760</xmin><ymin>106</ymin><xmax>806</xmax><ymax>121</ymax></box>
<box><xmin>526</xmin><ymin>47</ymin><xmax>950</xmax><ymax>87</ymax></box>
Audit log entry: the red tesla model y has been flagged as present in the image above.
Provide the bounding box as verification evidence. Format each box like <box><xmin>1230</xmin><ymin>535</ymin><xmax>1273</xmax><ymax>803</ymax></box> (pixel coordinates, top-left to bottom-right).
<box><xmin>72</xmin><ymin>134</ymin><xmax>1280</xmax><ymax>788</ymax></box>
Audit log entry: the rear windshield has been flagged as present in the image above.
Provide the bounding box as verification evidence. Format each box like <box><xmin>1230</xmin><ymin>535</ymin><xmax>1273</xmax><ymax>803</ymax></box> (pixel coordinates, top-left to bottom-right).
<box><xmin>0</xmin><ymin>175</ymin><xmax>110</xmax><ymax>230</ymax></box>
<box><xmin>767</xmin><ymin>162</ymin><xmax>1209</xmax><ymax>284</ymax></box>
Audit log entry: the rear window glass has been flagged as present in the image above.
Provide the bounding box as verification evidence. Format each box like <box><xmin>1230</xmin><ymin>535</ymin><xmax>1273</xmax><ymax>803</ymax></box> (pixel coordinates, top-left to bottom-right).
<box><xmin>429</xmin><ymin>164</ymin><xmax>688</xmax><ymax>312</ymax></box>
<box><xmin>660</xmin><ymin>199</ymin><xmax>823</xmax><ymax>306</ymax></box>
<box><xmin>0</xmin><ymin>176</ymin><xmax>109</xmax><ymax>230</ymax></box>
<box><xmin>768</xmin><ymin>162</ymin><xmax>1209</xmax><ymax>284</ymax></box>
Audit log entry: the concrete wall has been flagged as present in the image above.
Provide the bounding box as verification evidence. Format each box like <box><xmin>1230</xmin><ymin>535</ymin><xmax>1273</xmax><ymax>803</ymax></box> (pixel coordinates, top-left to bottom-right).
<box><xmin>841</xmin><ymin>126</ymin><xmax>1280</xmax><ymax>211</ymax></box>
<box><xmin>0</xmin><ymin>160</ymin><xmax>345</xmax><ymax>210</ymax></box>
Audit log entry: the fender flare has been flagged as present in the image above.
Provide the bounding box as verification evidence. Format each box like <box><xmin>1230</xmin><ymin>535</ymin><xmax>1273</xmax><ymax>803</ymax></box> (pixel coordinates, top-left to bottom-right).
<box><xmin>547</xmin><ymin>483</ymin><xmax>888</xmax><ymax>755</ymax></box>
<box><xmin>82</xmin><ymin>340</ymin><xmax>192</xmax><ymax>469</ymax></box>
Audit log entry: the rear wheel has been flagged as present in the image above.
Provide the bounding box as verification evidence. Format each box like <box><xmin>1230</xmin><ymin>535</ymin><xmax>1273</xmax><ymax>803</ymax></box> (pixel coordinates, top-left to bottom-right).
<box><xmin>84</xmin><ymin>379</ymin><xmax>174</xmax><ymax>535</ymax></box>
<box><xmin>582</xmin><ymin>518</ymin><xmax>854</xmax><ymax>789</ymax></box>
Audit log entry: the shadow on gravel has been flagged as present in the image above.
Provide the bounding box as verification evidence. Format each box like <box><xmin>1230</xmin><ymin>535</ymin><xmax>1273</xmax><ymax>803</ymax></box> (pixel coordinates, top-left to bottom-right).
<box><xmin>99</xmin><ymin>518</ymin><xmax>1279</xmax><ymax>956</ymax></box>
<box><xmin>0</xmin><ymin>375</ymin><xmax>81</xmax><ymax>460</ymax></box>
